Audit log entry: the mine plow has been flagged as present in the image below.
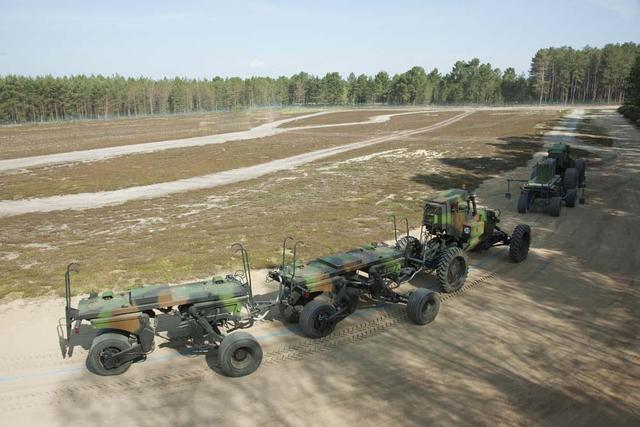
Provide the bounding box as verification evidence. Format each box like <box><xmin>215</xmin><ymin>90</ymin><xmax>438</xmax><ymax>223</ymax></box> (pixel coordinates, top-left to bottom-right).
<box><xmin>506</xmin><ymin>142</ymin><xmax>586</xmax><ymax>216</ymax></box>
<box><xmin>270</xmin><ymin>189</ymin><xmax>531</xmax><ymax>339</ymax></box>
<box><xmin>61</xmin><ymin>244</ymin><xmax>274</xmax><ymax>377</ymax></box>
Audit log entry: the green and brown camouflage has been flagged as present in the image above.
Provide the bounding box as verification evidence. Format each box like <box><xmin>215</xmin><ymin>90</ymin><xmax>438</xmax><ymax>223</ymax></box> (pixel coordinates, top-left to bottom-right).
<box><xmin>61</xmin><ymin>244</ymin><xmax>270</xmax><ymax>377</ymax></box>
<box><xmin>271</xmin><ymin>188</ymin><xmax>530</xmax><ymax>339</ymax></box>
<box><xmin>274</xmin><ymin>243</ymin><xmax>404</xmax><ymax>295</ymax></box>
<box><xmin>76</xmin><ymin>276</ymin><xmax>249</xmax><ymax>324</ymax></box>
<box><xmin>423</xmin><ymin>189</ymin><xmax>498</xmax><ymax>250</ymax></box>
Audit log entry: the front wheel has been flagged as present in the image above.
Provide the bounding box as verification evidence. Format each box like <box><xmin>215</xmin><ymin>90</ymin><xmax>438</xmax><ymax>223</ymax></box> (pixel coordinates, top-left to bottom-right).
<box><xmin>509</xmin><ymin>224</ymin><xmax>531</xmax><ymax>262</ymax></box>
<box><xmin>565</xmin><ymin>189</ymin><xmax>577</xmax><ymax>207</ymax></box>
<box><xmin>406</xmin><ymin>289</ymin><xmax>440</xmax><ymax>325</ymax></box>
<box><xmin>299</xmin><ymin>300</ymin><xmax>337</xmax><ymax>339</ymax></box>
<box><xmin>549</xmin><ymin>196</ymin><xmax>562</xmax><ymax>217</ymax></box>
<box><xmin>517</xmin><ymin>193</ymin><xmax>529</xmax><ymax>214</ymax></box>
<box><xmin>437</xmin><ymin>247</ymin><xmax>468</xmax><ymax>293</ymax></box>
<box><xmin>218</xmin><ymin>331</ymin><xmax>263</xmax><ymax>377</ymax></box>
<box><xmin>87</xmin><ymin>333</ymin><xmax>133</xmax><ymax>376</ymax></box>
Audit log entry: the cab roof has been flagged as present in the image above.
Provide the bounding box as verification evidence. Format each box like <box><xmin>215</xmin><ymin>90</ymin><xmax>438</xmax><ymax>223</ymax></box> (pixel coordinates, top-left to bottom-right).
<box><xmin>548</xmin><ymin>143</ymin><xmax>570</xmax><ymax>154</ymax></box>
<box><xmin>428</xmin><ymin>188</ymin><xmax>470</xmax><ymax>204</ymax></box>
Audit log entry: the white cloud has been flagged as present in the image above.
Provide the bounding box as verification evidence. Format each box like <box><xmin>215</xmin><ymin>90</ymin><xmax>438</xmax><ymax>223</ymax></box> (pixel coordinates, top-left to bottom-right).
<box><xmin>250</xmin><ymin>59</ymin><xmax>265</xmax><ymax>68</ymax></box>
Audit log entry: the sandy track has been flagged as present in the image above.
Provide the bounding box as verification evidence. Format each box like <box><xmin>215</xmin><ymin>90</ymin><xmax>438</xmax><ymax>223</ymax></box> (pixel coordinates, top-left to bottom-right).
<box><xmin>0</xmin><ymin>109</ymin><xmax>442</xmax><ymax>173</ymax></box>
<box><xmin>0</xmin><ymin>109</ymin><xmax>637</xmax><ymax>425</ymax></box>
<box><xmin>0</xmin><ymin>111</ymin><xmax>473</xmax><ymax>216</ymax></box>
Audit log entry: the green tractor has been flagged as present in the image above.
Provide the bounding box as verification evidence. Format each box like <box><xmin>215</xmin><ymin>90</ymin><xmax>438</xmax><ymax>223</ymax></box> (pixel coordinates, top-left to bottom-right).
<box><xmin>269</xmin><ymin>189</ymin><xmax>530</xmax><ymax>338</ymax></box>
<box><xmin>60</xmin><ymin>244</ymin><xmax>273</xmax><ymax>377</ymax></box>
<box><xmin>398</xmin><ymin>189</ymin><xmax>531</xmax><ymax>292</ymax></box>
<box><xmin>506</xmin><ymin>143</ymin><xmax>586</xmax><ymax>216</ymax></box>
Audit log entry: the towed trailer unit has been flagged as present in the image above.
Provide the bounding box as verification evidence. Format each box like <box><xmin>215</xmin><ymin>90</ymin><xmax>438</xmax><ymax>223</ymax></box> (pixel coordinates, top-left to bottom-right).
<box><xmin>61</xmin><ymin>244</ymin><xmax>273</xmax><ymax>377</ymax></box>
<box><xmin>268</xmin><ymin>236</ymin><xmax>441</xmax><ymax>338</ymax></box>
<box><xmin>270</xmin><ymin>189</ymin><xmax>531</xmax><ymax>339</ymax></box>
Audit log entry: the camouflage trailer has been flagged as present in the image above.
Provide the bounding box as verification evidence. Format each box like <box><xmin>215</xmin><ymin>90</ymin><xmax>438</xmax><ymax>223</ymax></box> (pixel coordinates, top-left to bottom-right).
<box><xmin>61</xmin><ymin>244</ymin><xmax>271</xmax><ymax>377</ymax></box>
<box><xmin>270</xmin><ymin>189</ymin><xmax>530</xmax><ymax>339</ymax></box>
<box><xmin>268</xmin><ymin>239</ymin><xmax>441</xmax><ymax>338</ymax></box>
<box><xmin>506</xmin><ymin>143</ymin><xmax>586</xmax><ymax>216</ymax></box>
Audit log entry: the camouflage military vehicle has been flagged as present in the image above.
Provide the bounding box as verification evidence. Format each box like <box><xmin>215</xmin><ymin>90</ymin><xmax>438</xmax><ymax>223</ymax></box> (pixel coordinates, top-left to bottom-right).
<box><xmin>506</xmin><ymin>143</ymin><xmax>586</xmax><ymax>216</ymax></box>
<box><xmin>62</xmin><ymin>244</ymin><xmax>271</xmax><ymax>377</ymax></box>
<box><xmin>268</xmin><ymin>238</ymin><xmax>441</xmax><ymax>338</ymax></box>
<box><xmin>270</xmin><ymin>189</ymin><xmax>530</xmax><ymax>338</ymax></box>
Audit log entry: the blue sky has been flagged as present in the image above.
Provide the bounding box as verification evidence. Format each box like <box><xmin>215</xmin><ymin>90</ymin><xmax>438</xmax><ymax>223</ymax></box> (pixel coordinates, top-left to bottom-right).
<box><xmin>1</xmin><ymin>0</ymin><xmax>639</xmax><ymax>78</ymax></box>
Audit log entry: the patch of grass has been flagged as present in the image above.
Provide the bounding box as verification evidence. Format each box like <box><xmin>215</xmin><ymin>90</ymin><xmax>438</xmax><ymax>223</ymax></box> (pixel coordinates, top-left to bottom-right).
<box><xmin>0</xmin><ymin>109</ymin><xmax>563</xmax><ymax>299</ymax></box>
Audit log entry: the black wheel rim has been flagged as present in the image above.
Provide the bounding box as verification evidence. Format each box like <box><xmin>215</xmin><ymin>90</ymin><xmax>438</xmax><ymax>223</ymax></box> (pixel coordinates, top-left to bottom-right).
<box><xmin>230</xmin><ymin>346</ymin><xmax>254</xmax><ymax>370</ymax></box>
<box><xmin>314</xmin><ymin>309</ymin><xmax>334</xmax><ymax>333</ymax></box>
<box><xmin>448</xmin><ymin>258</ymin><xmax>465</xmax><ymax>285</ymax></box>
<box><xmin>99</xmin><ymin>346</ymin><xmax>122</xmax><ymax>370</ymax></box>
<box><xmin>422</xmin><ymin>299</ymin><xmax>435</xmax><ymax>317</ymax></box>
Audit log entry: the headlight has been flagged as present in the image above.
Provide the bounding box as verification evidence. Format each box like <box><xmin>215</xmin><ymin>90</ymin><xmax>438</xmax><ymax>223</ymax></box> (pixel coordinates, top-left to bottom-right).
<box><xmin>463</xmin><ymin>226</ymin><xmax>471</xmax><ymax>235</ymax></box>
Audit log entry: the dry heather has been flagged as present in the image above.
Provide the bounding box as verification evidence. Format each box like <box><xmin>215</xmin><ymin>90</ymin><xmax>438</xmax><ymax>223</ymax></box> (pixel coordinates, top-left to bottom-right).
<box><xmin>0</xmin><ymin>109</ymin><xmax>312</xmax><ymax>159</ymax></box>
<box><xmin>0</xmin><ymin>109</ymin><xmax>564</xmax><ymax>299</ymax></box>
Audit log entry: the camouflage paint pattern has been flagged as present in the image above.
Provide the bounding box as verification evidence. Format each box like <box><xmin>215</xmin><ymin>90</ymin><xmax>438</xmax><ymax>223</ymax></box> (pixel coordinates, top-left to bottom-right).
<box><xmin>76</xmin><ymin>275</ymin><xmax>250</xmax><ymax>322</ymax></box>
<box><xmin>424</xmin><ymin>189</ymin><xmax>496</xmax><ymax>250</ymax></box>
<box><xmin>279</xmin><ymin>243</ymin><xmax>404</xmax><ymax>294</ymax></box>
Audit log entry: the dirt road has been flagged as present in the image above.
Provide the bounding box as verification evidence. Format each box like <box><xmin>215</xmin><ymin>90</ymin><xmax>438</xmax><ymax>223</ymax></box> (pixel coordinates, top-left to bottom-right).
<box><xmin>0</xmin><ymin>111</ymin><xmax>472</xmax><ymax>216</ymax></box>
<box><xmin>0</xmin><ymin>109</ymin><xmax>637</xmax><ymax>426</ymax></box>
<box><xmin>0</xmin><ymin>109</ymin><xmax>440</xmax><ymax>173</ymax></box>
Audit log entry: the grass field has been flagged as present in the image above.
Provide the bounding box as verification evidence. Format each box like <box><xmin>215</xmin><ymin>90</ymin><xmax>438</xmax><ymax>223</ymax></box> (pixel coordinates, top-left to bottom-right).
<box><xmin>0</xmin><ymin>107</ymin><xmax>567</xmax><ymax>299</ymax></box>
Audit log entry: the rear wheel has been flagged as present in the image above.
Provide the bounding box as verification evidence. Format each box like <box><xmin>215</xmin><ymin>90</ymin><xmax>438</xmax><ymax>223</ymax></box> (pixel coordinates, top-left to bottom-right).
<box><xmin>218</xmin><ymin>332</ymin><xmax>263</xmax><ymax>377</ymax></box>
<box><xmin>564</xmin><ymin>167</ymin><xmax>578</xmax><ymax>190</ymax></box>
<box><xmin>517</xmin><ymin>193</ymin><xmax>529</xmax><ymax>214</ymax></box>
<box><xmin>509</xmin><ymin>224</ymin><xmax>531</xmax><ymax>262</ymax></box>
<box><xmin>574</xmin><ymin>158</ymin><xmax>586</xmax><ymax>185</ymax></box>
<box><xmin>300</xmin><ymin>300</ymin><xmax>337</xmax><ymax>339</ymax></box>
<box><xmin>549</xmin><ymin>196</ymin><xmax>562</xmax><ymax>217</ymax></box>
<box><xmin>406</xmin><ymin>289</ymin><xmax>440</xmax><ymax>325</ymax></box>
<box><xmin>397</xmin><ymin>236</ymin><xmax>421</xmax><ymax>258</ymax></box>
<box><xmin>565</xmin><ymin>189</ymin><xmax>577</xmax><ymax>207</ymax></box>
<box><xmin>437</xmin><ymin>247</ymin><xmax>468</xmax><ymax>293</ymax></box>
<box><xmin>87</xmin><ymin>333</ymin><xmax>133</xmax><ymax>376</ymax></box>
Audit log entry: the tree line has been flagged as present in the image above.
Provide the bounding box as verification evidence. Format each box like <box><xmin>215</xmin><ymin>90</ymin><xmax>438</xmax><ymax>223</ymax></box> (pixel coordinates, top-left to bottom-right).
<box><xmin>0</xmin><ymin>42</ymin><xmax>638</xmax><ymax>123</ymax></box>
<box><xmin>619</xmin><ymin>51</ymin><xmax>640</xmax><ymax>124</ymax></box>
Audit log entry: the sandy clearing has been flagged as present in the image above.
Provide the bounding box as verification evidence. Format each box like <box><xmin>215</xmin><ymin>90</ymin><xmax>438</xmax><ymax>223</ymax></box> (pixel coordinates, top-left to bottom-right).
<box><xmin>0</xmin><ymin>111</ymin><xmax>473</xmax><ymax>216</ymax></box>
<box><xmin>0</xmin><ymin>109</ymin><xmax>637</xmax><ymax>425</ymax></box>
<box><xmin>0</xmin><ymin>109</ymin><xmax>440</xmax><ymax>173</ymax></box>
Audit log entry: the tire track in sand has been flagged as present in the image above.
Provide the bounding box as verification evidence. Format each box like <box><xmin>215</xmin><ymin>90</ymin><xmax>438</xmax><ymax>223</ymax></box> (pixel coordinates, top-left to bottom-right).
<box><xmin>0</xmin><ymin>111</ymin><xmax>473</xmax><ymax>217</ymax></box>
<box><xmin>0</xmin><ymin>109</ymin><xmax>437</xmax><ymax>173</ymax></box>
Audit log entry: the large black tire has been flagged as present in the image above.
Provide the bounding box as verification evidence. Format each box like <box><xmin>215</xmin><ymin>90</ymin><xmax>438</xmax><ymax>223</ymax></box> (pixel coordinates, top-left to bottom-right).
<box><xmin>509</xmin><ymin>224</ymin><xmax>531</xmax><ymax>263</ymax></box>
<box><xmin>565</xmin><ymin>189</ymin><xmax>577</xmax><ymax>207</ymax></box>
<box><xmin>574</xmin><ymin>158</ymin><xmax>586</xmax><ymax>185</ymax></box>
<box><xmin>87</xmin><ymin>333</ymin><xmax>133</xmax><ymax>376</ymax></box>
<box><xmin>517</xmin><ymin>193</ymin><xmax>529</xmax><ymax>214</ymax></box>
<box><xmin>564</xmin><ymin>167</ymin><xmax>578</xmax><ymax>190</ymax></box>
<box><xmin>279</xmin><ymin>302</ymin><xmax>301</xmax><ymax>323</ymax></box>
<box><xmin>299</xmin><ymin>300</ymin><xmax>337</xmax><ymax>339</ymax></box>
<box><xmin>549</xmin><ymin>196</ymin><xmax>562</xmax><ymax>217</ymax></box>
<box><xmin>218</xmin><ymin>331</ymin><xmax>263</xmax><ymax>377</ymax></box>
<box><xmin>397</xmin><ymin>235</ymin><xmax>421</xmax><ymax>258</ymax></box>
<box><xmin>437</xmin><ymin>247</ymin><xmax>468</xmax><ymax>293</ymax></box>
<box><xmin>406</xmin><ymin>289</ymin><xmax>440</xmax><ymax>325</ymax></box>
